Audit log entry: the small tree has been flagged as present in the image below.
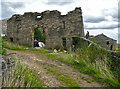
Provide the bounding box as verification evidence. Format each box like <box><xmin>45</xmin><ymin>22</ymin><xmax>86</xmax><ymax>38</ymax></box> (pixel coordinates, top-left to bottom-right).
<box><xmin>34</xmin><ymin>28</ymin><xmax>45</xmax><ymax>43</ymax></box>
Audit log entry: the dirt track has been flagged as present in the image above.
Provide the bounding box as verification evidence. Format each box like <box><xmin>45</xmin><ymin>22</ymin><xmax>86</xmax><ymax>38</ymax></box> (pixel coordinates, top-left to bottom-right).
<box><xmin>6</xmin><ymin>49</ymin><xmax>102</xmax><ymax>87</ymax></box>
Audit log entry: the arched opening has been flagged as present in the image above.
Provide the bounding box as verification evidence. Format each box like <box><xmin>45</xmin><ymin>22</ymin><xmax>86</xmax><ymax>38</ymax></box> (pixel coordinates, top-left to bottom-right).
<box><xmin>34</xmin><ymin>28</ymin><xmax>45</xmax><ymax>47</ymax></box>
<box><xmin>72</xmin><ymin>37</ymin><xmax>80</xmax><ymax>52</ymax></box>
<box><xmin>110</xmin><ymin>44</ymin><xmax>113</xmax><ymax>50</ymax></box>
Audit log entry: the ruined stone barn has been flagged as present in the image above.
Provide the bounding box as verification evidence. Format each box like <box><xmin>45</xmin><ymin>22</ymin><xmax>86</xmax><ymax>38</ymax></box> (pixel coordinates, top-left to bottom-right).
<box><xmin>7</xmin><ymin>7</ymin><xmax>84</xmax><ymax>50</ymax></box>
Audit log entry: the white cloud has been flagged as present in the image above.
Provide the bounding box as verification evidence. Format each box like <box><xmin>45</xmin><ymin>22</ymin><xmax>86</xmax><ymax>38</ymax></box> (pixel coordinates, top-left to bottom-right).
<box><xmin>15</xmin><ymin>0</ymin><xmax>74</xmax><ymax>15</ymax></box>
<box><xmin>85</xmin><ymin>21</ymin><xmax>118</xmax><ymax>29</ymax></box>
<box><xmin>105</xmin><ymin>16</ymin><xmax>113</xmax><ymax>21</ymax></box>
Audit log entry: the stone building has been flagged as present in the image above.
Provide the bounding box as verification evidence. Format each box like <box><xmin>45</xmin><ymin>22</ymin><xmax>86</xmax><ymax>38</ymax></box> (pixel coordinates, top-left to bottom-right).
<box><xmin>7</xmin><ymin>7</ymin><xmax>84</xmax><ymax>51</ymax></box>
<box><xmin>90</xmin><ymin>33</ymin><xmax>117</xmax><ymax>50</ymax></box>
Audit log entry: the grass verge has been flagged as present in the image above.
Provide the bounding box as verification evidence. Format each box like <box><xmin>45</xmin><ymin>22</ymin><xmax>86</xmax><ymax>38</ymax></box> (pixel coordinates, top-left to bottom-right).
<box><xmin>9</xmin><ymin>57</ymin><xmax>45</xmax><ymax>87</ymax></box>
<box><xmin>45</xmin><ymin>46</ymin><xmax>120</xmax><ymax>87</ymax></box>
<box><xmin>44</xmin><ymin>67</ymin><xmax>80</xmax><ymax>87</ymax></box>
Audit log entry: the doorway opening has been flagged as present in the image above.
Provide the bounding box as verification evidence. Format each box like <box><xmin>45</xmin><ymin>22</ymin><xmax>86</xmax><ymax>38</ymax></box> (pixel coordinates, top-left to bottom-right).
<box><xmin>72</xmin><ymin>37</ymin><xmax>80</xmax><ymax>52</ymax></box>
<box><xmin>110</xmin><ymin>45</ymin><xmax>113</xmax><ymax>50</ymax></box>
<box><xmin>10</xmin><ymin>38</ymin><xmax>13</xmax><ymax>42</ymax></box>
<box><xmin>62</xmin><ymin>37</ymin><xmax>66</xmax><ymax>49</ymax></box>
<box><xmin>34</xmin><ymin>28</ymin><xmax>45</xmax><ymax>47</ymax></box>
<box><xmin>72</xmin><ymin>37</ymin><xmax>89</xmax><ymax>52</ymax></box>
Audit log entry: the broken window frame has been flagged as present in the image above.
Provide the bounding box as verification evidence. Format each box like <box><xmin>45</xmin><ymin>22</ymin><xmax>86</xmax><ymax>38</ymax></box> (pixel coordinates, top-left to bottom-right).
<box><xmin>15</xmin><ymin>16</ymin><xmax>21</xmax><ymax>21</ymax></box>
<box><xmin>106</xmin><ymin>40</ymin><xmax>110</xmax><ymax>45</ymax></box>
<box><xmin>10</xmin><ymin>38</ymin><xmax>13</xmax><ymax>42</ymax></box>
<box><xmin>62</xmin><ymin>21</ymin><xmax>65</xmax><ymax>29</ymax></box>
<box><xmin>16</xmin><ymin>29</ymin><xmax>19</xmax><ymax>33</ymax></box>
<box><xmin>36</xmin><ymin>15</ymin><xmax>42</xmax><ymax>20</ymax></box>
<box><xmin>62</xmin><ymin>37</ymin><xmax>66</xmax><ymax>49</ymax></box>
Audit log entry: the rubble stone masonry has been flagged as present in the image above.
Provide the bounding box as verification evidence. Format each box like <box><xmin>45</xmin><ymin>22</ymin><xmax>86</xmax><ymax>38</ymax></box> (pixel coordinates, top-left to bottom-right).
<box><xmin>7</xmin><ymin>7</ymin><xmax>84</xmax><ymax>50</ymax></box>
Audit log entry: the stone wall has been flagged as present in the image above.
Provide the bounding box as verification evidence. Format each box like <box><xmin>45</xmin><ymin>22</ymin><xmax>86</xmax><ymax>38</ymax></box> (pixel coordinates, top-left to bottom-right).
<box><xmin>7</xmin><ymin>7</ymin><xmax>84</xmax><ymax>50</ymax></box>
<box><xmin>1</xmin><ymin>56</ymin><xmax>15</xmax><ymax>87</ymax></box>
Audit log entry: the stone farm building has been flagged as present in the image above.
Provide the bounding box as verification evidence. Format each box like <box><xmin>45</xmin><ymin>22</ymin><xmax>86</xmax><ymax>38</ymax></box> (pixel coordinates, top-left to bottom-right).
<box><xmin>7</xmin><ymin>7</ymin><xmax>84</xmax><ymax>51</ymax></box>
<box><xmin>90</xmin><ymin>33</ymin><xmax>117</xmax><ymax>50</ymax></box>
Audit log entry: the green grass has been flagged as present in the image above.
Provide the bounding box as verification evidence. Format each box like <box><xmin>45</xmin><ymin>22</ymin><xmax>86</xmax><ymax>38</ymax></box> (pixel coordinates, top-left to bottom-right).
<box><xmin>0</xmin><ymin>48</ymin><xmax>6</xmax><ymax>55</ymax></box>
<box><xmin>44</xmin><ymin>67</ymin><xmax>80</xmax><ymax>87</ymax></box>
<box><xmin>35</xmin><ymin>60</ymin><xmax>80</xmax><ymax>87</ymax></box>
<box><xmin>84</xmin><ymin>78</ymin><xmax>93</xmax><ymax>83</ymax></box>
<box><xmin>45</xmin><ymin>46</ymin><xmax>120</xmax><ymax>87</ymax></box>
<box><xmin>3</xmin><ymin>39</ymin><xmax>53</xmax><ymax>54</ymax></box>
<box><xmin>9</xmin><ymin>57</ymin><xmax>46</xmax><ymax>87</ymax></box>
<box><xmin>3</xmin><ymin>40</ymin><xmax>28</xmax><ymax>50</ymax></box>
<box><xmin>81</xmin><ymin>76</ymin><xmax>94</xmax><ymax>83</ymax></box>
<box><xmin>0</xmin><ymin>37</ymin><xmax>6</xmax><ymax>55</ymax></box>
<box><xmin>29</xmin><ymin>48</ymin><xmax>53</xmax><ymax>54</ymax></box>
<box><xmin>116</xmin><ymin>47</ymin><xmax>120</xmax><ymax>51</ymax></box>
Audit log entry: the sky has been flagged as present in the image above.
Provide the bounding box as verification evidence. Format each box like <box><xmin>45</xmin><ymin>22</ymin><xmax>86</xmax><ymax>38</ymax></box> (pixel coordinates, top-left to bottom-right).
<box><xmin>0</xmin><ymin>0</ymin><xmax>119</xmax><ymax>43</ymax></box>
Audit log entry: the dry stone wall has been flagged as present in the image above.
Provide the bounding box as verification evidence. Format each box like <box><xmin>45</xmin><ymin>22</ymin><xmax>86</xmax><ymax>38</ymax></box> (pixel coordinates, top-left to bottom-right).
<box><xmin>1</xmin><ymin>56</ymin><xmax>15</xmax><ymax>87</ymax></box>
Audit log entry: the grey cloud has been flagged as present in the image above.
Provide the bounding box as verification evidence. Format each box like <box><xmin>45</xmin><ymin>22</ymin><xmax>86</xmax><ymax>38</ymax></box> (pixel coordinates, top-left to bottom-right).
<box><xmin>1</xmin><ymin>2</ymin><xmax>25</xmax><ymax>19</ymax></box>
<box><xmin>111</xmin><ymin>10</ymin><xmax>118</xmax><ymax>22</ymax></box>
<box><xmin>112</xmin><ymin>12</ymin><xmax>118</xmax><ymax>19</ymax></box>
<box><xmin>118</xmin><ymin>32</ymin><xmax>120</xmax><ymax>43</ymax></box>
<box><xmin>103</xmin><ymin>8</ymin><xmax>118</xmax><ymax>22</ymax></box>
<box><xmin>118</xmin><ymin>3</ymin><xmax>120</xmax><ymax>22</ymax></box>
<box><xmin>45</xmin><ymin>0</ymin><xmax>73</xmax><ymax>6</ymax></box>
<box><xmin>84</xmin><ymin>16</ymin><xmax>105</xmax><ymax>23</ymax></box>
<box><xmin>110</xmin><ymin>11</ymin><xmax>118</xmax><ymax>22</ymax></box>
<box><xmin>46</xmin><ymin>2</ymin><xmax>72</xmax><ymax>6</ymax></box>
<box><xmin>118</xmin><ymin>2</ymin><xmax>120</xmax><ymax>18</ymax></box>
<box><xmin>8</xmin><ymin>2</ymin><xmax>25</xmax><ymax>9</ymax></box>
<box><xmin>84</xmin><ymin>8</ymin><xmax>118</xmax><ymax>23</ymax></box>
